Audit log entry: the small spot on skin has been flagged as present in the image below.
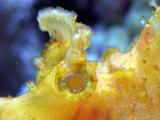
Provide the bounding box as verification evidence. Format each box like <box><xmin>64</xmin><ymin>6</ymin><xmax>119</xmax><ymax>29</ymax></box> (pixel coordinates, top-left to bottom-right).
<box><xmin>146</xmin><ymin>47</ymin><xmax>150</xmax><ymax>51</ymax></box>
<box><xmin>153</xmin><ymin>65</ymin><xmax>160</xmax><ymax>71</ymax></box>
<box><xmin>142</xmin><ymin>59</ymin><xmax>147</xmax><ymax>64</ymax></box>
<box><xmin>141</xmin><ymin>77</ymin><xmax>148</xmax><ymax>83</ymax></box>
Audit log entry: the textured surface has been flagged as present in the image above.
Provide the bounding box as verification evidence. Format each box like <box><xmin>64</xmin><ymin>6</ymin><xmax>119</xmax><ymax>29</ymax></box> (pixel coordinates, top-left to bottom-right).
<box><xmin>0</xmin><ymin>7</ymin><xmax>160</xmax><ymax>120</ymax></box>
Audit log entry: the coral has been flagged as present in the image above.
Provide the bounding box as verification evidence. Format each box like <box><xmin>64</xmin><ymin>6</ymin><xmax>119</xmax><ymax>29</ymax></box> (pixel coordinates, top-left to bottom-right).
<box><xmin>0</xmin><ymin>6</ymin><xmax>160</xmax><ymax>120</ymax></box>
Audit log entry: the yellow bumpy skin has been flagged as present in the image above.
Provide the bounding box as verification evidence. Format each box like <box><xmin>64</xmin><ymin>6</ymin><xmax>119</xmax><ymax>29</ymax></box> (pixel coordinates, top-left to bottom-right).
<box><xmin>1</xmin><ymin>7</ymin><xmax>160</xmax><ymax>120</ymax></box>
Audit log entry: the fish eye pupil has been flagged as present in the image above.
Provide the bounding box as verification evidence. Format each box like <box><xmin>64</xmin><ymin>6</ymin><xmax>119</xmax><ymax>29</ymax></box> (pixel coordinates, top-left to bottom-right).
<box><xmin>58</xmin><ymin>73</ymin><xmax>86</xmax><ymax>94</ymax></box>
<box><xmin>66</xmin><ymin>74</ymin><xmax>85</xmax><ymax>93</ymax></box>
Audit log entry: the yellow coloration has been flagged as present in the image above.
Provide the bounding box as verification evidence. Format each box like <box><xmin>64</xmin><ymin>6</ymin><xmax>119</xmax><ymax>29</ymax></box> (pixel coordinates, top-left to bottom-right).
<box><xmin>66</xmin><ymin>74</ymin><xmax>85</xmax><ymax>93</ymax></box>
<box><xmin>1</xmin><ymin>6</ymin><xmax>160</xmax><ymax>120</ymax></box>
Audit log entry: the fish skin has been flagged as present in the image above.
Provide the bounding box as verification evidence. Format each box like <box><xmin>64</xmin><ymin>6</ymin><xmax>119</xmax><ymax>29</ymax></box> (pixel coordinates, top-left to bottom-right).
<box><xmin>1</xmin><ymin>7</ymin><xmax>160</xmax><ymax>120</ymax></box>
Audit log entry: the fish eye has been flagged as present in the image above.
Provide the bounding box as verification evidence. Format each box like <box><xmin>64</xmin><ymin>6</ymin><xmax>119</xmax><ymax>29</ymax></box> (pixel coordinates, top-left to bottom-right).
<box><xmin>54</xmin><ymin>62</ymin><xmax>97</xmax><ymax>100</ymax></box>
<box><xmin>56</xmin><ymin>70</ymin><xmax>96</xmax><ymax>100</ymax></box>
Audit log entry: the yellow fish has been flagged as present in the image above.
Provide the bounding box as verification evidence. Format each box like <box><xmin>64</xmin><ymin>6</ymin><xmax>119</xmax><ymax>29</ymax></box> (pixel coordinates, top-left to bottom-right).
<box><xmin>0</xmin><ymin>7</ymin><xmax>160</xmax><ymax>120</ymax></box>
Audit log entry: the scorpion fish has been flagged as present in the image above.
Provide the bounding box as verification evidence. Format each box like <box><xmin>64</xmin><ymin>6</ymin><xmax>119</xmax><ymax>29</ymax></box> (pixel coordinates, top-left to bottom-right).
<box><xmin>0</xmin><ymin>6</ymin><xmax>160</xmax><ymax>120</ymax></box>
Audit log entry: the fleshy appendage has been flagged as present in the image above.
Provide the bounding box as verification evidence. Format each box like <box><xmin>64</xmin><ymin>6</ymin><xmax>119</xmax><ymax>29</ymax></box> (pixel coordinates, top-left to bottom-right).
<box><xmin>1</xmin><ymin>6</ymin><xmax>160</xmax><ymax>120</ymax></box>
